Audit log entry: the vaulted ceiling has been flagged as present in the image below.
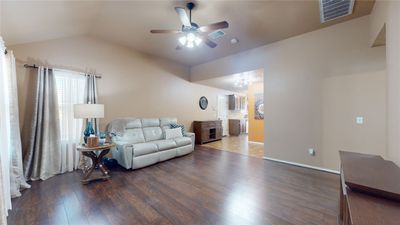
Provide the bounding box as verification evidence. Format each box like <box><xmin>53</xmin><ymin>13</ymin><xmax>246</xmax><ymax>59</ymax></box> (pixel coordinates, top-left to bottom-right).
<box><xmin>196</xmin><ymin>69</ymin><xmax>264</xmax><ymax>93</ymax></box>
<box><xmin>0</xmin><ymin>0</ymin><xmax>375</xmax><ymax>66</ymax></box>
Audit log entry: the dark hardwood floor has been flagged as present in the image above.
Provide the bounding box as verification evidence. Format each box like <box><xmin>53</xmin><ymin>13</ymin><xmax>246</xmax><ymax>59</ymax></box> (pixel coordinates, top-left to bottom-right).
<box><xmin>8</xmin><ymin>146</ymin><xmax>339</xmax><ymax>225</ymax></box>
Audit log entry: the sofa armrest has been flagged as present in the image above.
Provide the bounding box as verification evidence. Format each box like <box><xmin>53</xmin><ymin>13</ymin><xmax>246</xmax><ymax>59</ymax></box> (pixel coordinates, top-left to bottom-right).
<box><xmin>111</xmin><ymin>142</ymin><xmax>133</xmax><ymax>169</ymax></box>
<box><xmin>184</xmin><ymin>132</ymin><xmax>195</xmax><ymax>150</ymax></box>
<box><xmin>185</xmin><ymin>132</ymin><xmax>195</xmax><ymax>137</ymax></box>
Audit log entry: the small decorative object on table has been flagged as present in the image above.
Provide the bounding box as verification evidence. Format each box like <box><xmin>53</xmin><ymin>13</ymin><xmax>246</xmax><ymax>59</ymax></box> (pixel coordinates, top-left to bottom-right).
<box><xmin>99</xmin><ymin>132</ymin><xmax>107</xmax><ymax>145</ymax></box>
<box><xmin>87</xmin><ymin>135</ymin><xmax>99</xmax><ymax>147</ymax></box>
<box><xmin>77</xmin><ymin>143</ymin><xmax>115</xmax><ymax>184</ymax></box>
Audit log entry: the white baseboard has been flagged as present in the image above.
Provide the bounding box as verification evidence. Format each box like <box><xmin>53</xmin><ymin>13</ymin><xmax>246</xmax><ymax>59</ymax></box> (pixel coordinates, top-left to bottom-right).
<box><xmin>263</xmin><ymin>156</ymin><xmax>340</xmax><ymax>174</ymax></box>
<box><xmin>248</xmin><ymin>141</ymin><xmax>264</xmax><ymax>145</ymax></box>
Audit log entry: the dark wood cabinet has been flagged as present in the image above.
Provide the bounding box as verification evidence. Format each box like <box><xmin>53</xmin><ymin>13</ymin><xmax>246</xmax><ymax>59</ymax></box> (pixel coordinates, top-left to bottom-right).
<box><xmin>339</xmin><ymin>151</ymin><xmax>400</xmax><ymax>225</ymax></box>
<box><xmin>193</xmin><ymin>120</ymin><xmax>222</xmax><ymax>144</ymax></box>
<box><xmin>228</xmin><ymin>119</ymin><xmax>247</xmax><ymax>136</ymax></box>
<box><xmin>229</xmin><ymin>119</ymin><xmax>241</xmax><ymax>136</ymax></box>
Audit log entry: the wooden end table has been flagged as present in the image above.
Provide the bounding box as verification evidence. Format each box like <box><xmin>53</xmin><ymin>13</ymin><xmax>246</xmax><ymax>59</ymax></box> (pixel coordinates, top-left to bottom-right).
<box><xmin>77</xmin><ymin>143</ymin><xmax>115</xmax><ymax>184</ymax></box>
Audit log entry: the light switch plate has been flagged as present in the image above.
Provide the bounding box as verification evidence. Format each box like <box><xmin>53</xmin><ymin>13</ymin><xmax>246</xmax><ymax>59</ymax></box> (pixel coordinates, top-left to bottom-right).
<box><xmin>356</xmin><ymin>116</ymin><xmax>364</xmax><ymax>124</ymax></box>
<box><xmin>308</xmin><ymin>148</ymin><xmax>315</xmax><ymax>156</ymax></box>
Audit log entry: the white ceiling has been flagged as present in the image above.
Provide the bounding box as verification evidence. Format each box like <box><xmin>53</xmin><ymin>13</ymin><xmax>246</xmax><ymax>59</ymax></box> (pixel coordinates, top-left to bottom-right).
<box><xmin>196</xmin><ymin>69</ymin><xmax>264</xmax><ymax>93</ymax></box>
<box><xmin>0</xmin><ymin>0</ymin><xmax>375</xmax><ymax>66</ymax></box>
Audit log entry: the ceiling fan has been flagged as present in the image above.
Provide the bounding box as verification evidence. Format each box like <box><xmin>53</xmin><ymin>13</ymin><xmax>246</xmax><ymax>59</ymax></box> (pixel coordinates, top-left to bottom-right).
<box><xmin>150</xmin><ymin>2</ymin><xmax>229</xmax><ymax>50</ymax></box>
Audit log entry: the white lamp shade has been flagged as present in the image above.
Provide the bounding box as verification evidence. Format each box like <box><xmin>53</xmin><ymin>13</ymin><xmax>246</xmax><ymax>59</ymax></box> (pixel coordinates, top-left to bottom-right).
<box><xmin>74</xmin><ymin>104</ymin><xmax>104</xmax><ymax>119</ymax></box>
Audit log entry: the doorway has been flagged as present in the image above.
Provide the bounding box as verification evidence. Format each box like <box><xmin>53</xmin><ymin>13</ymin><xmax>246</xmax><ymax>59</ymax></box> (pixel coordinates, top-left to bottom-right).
<box><xmin>198</xmin><ymin>69</ymin><xmax>265</xmax><ymax>158</ymax></box>
<box><xmin>217</xmin><ymin>95</ymin><xmax>229</xmax><ymax>136</ymax></box>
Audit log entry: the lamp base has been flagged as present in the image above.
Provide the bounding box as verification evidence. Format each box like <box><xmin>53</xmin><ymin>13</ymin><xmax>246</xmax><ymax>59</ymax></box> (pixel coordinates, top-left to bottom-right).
<box><xmin>83</xmin><ymin>121</ymin><xmax>95</xmax><ymax>144</ymax></box>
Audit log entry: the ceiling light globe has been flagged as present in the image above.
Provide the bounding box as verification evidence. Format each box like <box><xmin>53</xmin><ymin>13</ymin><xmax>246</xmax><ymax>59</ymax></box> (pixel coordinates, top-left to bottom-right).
<box><xmin>187</xmin><ymin>33</ymin><xmax>196</xmax><ymax>42</ymax></box>
<box><xmin>179</xmin><ymin>36</ymin><xmax>187</xmax><ymax>45</ymax></box>
<box><xmin>195</xmin><ymin>37</ymin><xmax>202</xmax><ymax>46</ymax></box>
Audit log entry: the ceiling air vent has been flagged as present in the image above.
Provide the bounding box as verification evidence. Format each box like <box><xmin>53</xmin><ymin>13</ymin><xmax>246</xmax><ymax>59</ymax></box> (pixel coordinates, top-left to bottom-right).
<box><xmin>208</xmin><ymin>30</ymin><xmax>225</xmax><ymax>40</ymax></box>
<box><xmin>320</xmin><ymin>0</ymin><xmax>355</xmax><ymax>23</ymax></box>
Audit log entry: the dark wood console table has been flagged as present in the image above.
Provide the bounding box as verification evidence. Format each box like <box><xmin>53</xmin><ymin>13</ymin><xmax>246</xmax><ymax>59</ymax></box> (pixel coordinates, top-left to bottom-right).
<box><xmin>339</xmin><ymin>151</ymin><xmax>400</xmax><ymax>225</ymax></box>
<box><xmin>193</xmin><ymin>120</ymin><xmax>222</xmax><ymax>144</ymax></box>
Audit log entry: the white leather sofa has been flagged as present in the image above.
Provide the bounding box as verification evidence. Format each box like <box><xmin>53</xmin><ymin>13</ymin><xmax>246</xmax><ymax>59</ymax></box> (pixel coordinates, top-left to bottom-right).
<box><xmin>108</xmin><ymin>118</ymin><xmax>195</xmax><ymax>169</ymax></box>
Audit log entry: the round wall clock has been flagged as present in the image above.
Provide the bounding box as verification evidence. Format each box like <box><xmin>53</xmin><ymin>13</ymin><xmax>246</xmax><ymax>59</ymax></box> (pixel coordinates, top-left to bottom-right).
<box><xmin>199</xmin><ymin>96</ymin><xmax>208</xmax><ymax>110</ymax></box>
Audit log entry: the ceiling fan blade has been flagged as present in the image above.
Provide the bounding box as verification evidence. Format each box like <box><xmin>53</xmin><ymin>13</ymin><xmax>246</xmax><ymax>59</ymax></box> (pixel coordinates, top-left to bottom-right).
<box><xmin>175</xmin><ymin>7</ymin><xmax>192</xmax><ymax>27</ymax></box>
<box><xmin>205</xmin><ymin>38</ymin><xmax>217</xmax><ymax>48</ymax></box>
<box><xmin>150</xmin><ymin>29</ymin><xmax>182</xmax><ymax>34</ymax></box>
<box><xmin>199</xmin><ymin>21</ymin><xmax>229</xmax><ymax>33</ymax></box>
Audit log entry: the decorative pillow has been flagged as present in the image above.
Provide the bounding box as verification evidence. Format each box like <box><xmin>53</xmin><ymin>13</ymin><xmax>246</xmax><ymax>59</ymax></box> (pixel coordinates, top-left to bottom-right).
<box><xmin>165</xmin><ymin>128</ymin><xmax>183</xmax><ymax>139</ymax></box>
<box><xmin>170</xmin><ymin>123</ymin><xmax>186</xmax><ymax>136</ymax></box>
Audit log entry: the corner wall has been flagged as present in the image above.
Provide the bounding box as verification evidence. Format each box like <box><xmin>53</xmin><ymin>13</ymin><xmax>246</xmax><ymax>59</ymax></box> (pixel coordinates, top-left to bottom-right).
<box><xmin>386</xmin><ymin>2</ymin><xmax>400</xmax><ymax>165</ymax></box>
<box><xmin>191</xmin><ymin>16</ymin><xmax>386</xmax><ymax>170</ymax></box>
<box><xmin>369</xmin><ymin>0</ymin><xmax>400</xmax><ymax>166</ymax></box>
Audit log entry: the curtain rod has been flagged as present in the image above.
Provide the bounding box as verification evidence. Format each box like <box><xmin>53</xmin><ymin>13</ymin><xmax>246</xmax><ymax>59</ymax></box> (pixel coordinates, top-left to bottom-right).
<box><xmin>23</xmin><ymin>64</ymin><xmax>102</xmax><ymax>79</ymax></box>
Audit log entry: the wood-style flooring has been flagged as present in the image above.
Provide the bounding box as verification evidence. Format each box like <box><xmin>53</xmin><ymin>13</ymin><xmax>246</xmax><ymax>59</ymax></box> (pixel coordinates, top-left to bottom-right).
<box><xmin>8</xmin><ymin>146</ymin><xmax>339</xmax><ymax>225</ymax></box>
<box><xmin>203</xmin><ymin>135</ymin><xmax>264</xmax><ymax>158</ymax></box>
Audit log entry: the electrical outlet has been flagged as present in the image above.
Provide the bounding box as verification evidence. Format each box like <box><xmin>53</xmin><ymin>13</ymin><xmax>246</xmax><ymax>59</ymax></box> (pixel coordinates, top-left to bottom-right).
<box><xmin>308</xmin><ymin>148</ymin><xmax>315</xmax><ymax>156</ymax></box>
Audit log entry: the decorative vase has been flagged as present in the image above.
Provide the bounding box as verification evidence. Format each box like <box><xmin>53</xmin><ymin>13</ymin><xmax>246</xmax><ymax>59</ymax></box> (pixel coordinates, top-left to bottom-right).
<box><xmin>83</xmin><ymin>121</ymin><xmax>95</xmax><ymax>144</ymax></box>
<box><xmin>99</xmin><ymin>138</ymin><xmax>106</xmax><ymax>145</ymax></box>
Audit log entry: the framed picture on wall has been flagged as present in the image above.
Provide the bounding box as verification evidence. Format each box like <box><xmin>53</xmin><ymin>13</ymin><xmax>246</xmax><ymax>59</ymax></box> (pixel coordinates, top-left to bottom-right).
<box><xmin>255</xmin><ymin>93</ymin><xmax>264</xmax><ymax>120</ymax></box>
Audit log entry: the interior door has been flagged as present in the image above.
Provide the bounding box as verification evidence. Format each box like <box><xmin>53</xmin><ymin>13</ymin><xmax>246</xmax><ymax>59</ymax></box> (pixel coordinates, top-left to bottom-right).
<box><xmin>217</xmin><ymin>95</ymin><xmax>229</xmax><ymax>136</ymax></box>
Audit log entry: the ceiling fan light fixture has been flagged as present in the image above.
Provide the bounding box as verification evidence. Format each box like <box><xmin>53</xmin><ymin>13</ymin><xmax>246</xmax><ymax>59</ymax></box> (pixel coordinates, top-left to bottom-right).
<box><xmin>234</xmin><ymin>74</ymin><xmax>252</xmax><ymax>88</ymax></box>
<box><xmin>179</xmin><ymin>32</ymin><xmax>202</xmax><ymax>48</ymax></box>
<box><xmin>150</xmin><ymin>2</ymin><xmax>229</xmax><ymax>50</ymax></box>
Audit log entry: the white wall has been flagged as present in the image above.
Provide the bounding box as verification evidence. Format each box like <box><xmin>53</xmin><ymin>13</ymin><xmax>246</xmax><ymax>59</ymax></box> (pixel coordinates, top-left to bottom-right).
<box><xmin>191</xmin><ymin>16</ymin><xmax>386</xmax><ymax>170</ymax></box>
<box><xmin>11</xmin><ymin>36</ymin><xmax>236</xmax><ymax>131</ymax></box>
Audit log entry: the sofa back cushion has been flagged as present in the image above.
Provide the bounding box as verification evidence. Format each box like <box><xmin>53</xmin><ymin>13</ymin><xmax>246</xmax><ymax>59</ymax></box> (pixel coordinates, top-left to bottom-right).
<box><xmin>141</xmin><ymin>118</ymin><xmax>160</xmax><ymax>127</ymax></box>
<box><xmin>160</xmin><ymin>117</ymin><xmax>177</xmax><ymax>129</ymax></box>
<box><xmin>114</xmin><ymin>128</ymin><xmax>145</xmax><ymax>144</ymax></box>
<box><xmin>126</xmin><ymin>118</ymin><xmax>142</xmax><ymax>129</ymax></box>
<box><xmin>143</xmin><ymin>127</ymin><xmax>163</xmax><ymax>142</ymax></box>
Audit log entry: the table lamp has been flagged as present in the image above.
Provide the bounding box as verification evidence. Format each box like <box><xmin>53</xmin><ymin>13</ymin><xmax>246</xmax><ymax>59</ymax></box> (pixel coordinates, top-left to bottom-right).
<box><xmin>74</xmin><ymin>104</ymin><xmax>104</xmax><ymax>144</ymax></box>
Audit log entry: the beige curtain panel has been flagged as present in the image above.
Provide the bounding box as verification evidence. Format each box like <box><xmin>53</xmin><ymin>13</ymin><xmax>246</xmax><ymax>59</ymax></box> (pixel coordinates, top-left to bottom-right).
<box><xmin>22</xmin><ymin>67</ymin><xmax>62</xmax><ymax>181</ymax></box>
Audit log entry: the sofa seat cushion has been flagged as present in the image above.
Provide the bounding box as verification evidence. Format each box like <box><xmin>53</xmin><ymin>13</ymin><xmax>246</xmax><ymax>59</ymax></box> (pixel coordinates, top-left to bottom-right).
<box><xmin>133</xmin><ymin>143</ymin><xmax>158</xmax><ymax>157</ymax></box>
<box><xmin>150</xmin><ymin>140</ymin><xmax>177</xmax><ymax>151</ymax></box>
<box><xmin>174</xmin><ymin>137</ymin><xmax>192</xmax><ymax>147</ymax></box>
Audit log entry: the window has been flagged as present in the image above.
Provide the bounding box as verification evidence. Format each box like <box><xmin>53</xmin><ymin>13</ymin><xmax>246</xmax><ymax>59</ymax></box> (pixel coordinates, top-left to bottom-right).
<box><xmin>54</xmin><ymin>70</ymin><xmax>86</xmax><ymax>172</ymax></box>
